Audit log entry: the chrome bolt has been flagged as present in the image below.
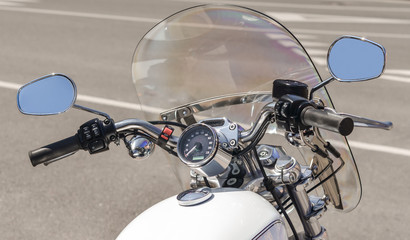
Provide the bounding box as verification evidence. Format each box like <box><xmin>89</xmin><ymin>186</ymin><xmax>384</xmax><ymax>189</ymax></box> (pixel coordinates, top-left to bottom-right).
<box><xmin>229</xmin><ymin>139</ymin><xmax>236</xmax><ymax>146</ymax></box>
<box><xmin>259</xmin><ymin>150</ymin><xmax>268</xmax><ymax>157</ymax></box>
<box><xmin>289</xmin><ymin>172</ymin><xmax>297</xmax><ymax>183</ymax></box>
<box><xmin>222</xmin><ymin>143</ymin><xmax>228</xmax><ymax>148</ymax></box>
<box><xmin>229</xmin><ymin>123</ymin><xmax>236</xmax><ymax>130</ymax></box>
<box><xmin>162</xmin><ymin>116</ymin><xmax>168</xmax><ymax>121</ymax></box>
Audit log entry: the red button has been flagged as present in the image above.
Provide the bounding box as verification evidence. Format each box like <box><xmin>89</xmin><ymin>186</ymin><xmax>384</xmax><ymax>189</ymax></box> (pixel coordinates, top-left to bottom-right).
<box><xmin>163</xmin><ymin>127</ymin><xmax>173</xmax><ymax>136</ymax></box>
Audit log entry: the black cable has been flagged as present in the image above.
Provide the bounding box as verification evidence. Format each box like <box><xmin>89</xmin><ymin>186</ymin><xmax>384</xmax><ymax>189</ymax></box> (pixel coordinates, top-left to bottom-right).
<box><xmin>203</xmin><ymin>177</ymin><xmax>211</xmax><ymax>188</ymax></box>
<box><xmin>307</xmin><ymin>156</ymin><xmax>345</xmax><ymax>194</ymax></box>
<box><xmin>312</xmin><ymin>157</ymin><xmax>333</xmax><ymax>180</ymax></box>
<box><xmin>149</xmin><ymin>120</ymin><xmax>187</xmax><ymax>129</ymax></box>
<box><xmin>252</xmin><ymin>147</ymin><xmax>299</xmax><ymax>240</ymax></box>
<box><xmin>236</xmin><ymin>119</ymin><xmax>270</xmax><ymax>157</ymax></box>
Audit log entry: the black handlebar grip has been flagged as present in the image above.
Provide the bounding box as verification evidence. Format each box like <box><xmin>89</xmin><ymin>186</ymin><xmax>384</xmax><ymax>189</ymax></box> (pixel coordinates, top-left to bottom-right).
<box><xmin>29</xmin><ymin>134</ymin><xmax>82</xmax><ymax>167</ymax></box>
<box><xmin>301</xmin><ymin>107</ymin><xmax>354</xmax><ymax>136</ymax></box>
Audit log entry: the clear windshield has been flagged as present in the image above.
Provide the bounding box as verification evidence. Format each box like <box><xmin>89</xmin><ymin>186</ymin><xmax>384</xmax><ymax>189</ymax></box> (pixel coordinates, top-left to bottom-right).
<box><xmin>132</xmin><ymin>5</ymin><xmax>361</xmax><ymax>212</ymax></box>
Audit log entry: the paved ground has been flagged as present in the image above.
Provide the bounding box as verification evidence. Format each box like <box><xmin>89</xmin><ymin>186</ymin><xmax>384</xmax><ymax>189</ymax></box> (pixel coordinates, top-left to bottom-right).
<box><xmin>1</xmin><ymin>0</ymin><xmax>409</xmax><ymax>239</ymax></box>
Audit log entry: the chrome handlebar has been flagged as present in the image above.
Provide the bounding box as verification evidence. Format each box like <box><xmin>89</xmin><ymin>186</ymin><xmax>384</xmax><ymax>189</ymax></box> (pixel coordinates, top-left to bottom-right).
<box><xmin>115</xmin><ymin>119</ymin><xmax>179</xmax><ymax>147</ymax></box>
<box><xmin>114</xmin><ymin>102</ymin><xmax>392</xmax><ymax>149</ymax></box>
<box><xmin>240</xmin><ymin>102</ymin><xmax>276</xmax><ymax>142</ymax></box>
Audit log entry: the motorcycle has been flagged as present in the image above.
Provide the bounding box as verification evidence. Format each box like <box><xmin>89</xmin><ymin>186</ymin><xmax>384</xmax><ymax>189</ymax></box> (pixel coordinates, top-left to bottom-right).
<box><xmin>16</xmin><ymin>4</ymin><xmax>393</xmax><ymax>240</ymax></box>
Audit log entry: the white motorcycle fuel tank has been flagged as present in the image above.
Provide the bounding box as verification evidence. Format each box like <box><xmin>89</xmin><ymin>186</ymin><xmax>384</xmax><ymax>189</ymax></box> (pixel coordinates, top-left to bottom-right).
<box><xmin>116</xmin><ymin>188</ymin><xmax>287</xmax><ymax>240</ymax></box>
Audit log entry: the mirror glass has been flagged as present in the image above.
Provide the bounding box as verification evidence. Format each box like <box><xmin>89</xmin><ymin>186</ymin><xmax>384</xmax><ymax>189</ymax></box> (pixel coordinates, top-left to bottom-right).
<box><xmin>327</xmin><ymin>36</ymin><xmax>385</xmax><ymax>82</ymax></box>
<box><xmin>17</xmin><ymin>74</ymin><xmax>76</xmax><ymax>115</ymax></box>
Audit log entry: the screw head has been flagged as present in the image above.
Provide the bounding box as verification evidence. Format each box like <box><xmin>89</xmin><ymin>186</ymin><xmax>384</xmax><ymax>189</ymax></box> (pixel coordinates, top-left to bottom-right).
<box><xmin>229</xmin><ymin>123</ymin><xmax>236</xmax><ymax>130</ymax></box>
<box><xmin>229</xmin><ymin>139</ymin><xmax>236</xmax><ymax>146</ymax></box>
<box><xmin>227</xmin><ymin>178</ymin><xmax>237</xmax><ymax>186</ymax></box>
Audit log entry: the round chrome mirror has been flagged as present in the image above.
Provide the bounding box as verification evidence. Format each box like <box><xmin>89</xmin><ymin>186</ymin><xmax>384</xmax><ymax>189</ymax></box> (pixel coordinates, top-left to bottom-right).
<box><xmin>17</xmin><ymin>74</ymin><xmax>77</xmax><ymax>115</ymax></box>
<box><xmin>327</xmin><ymin>36</ymin><xmax>386</xmax><ymax>82</ymax></box>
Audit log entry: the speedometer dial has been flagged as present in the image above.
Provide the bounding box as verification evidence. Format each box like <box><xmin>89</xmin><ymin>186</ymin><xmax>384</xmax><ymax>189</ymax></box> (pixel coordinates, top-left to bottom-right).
<box><xmin>177</xmin><ymin>124</ymin><xmax>218</xmax><ymax>167</ymax></box>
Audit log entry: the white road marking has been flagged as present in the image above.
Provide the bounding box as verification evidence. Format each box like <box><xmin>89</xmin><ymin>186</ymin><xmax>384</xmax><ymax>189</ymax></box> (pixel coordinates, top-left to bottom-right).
<box><xmin>76</xmin><ymin>94</ymin><xmax>164</xmax><ymax>114</ymax></box>
<box><xmin>175</xmin><ymin>0</ymin><xmax>410</xmax><ymax>13</ymax></box>
<box><xmin>0</xmin><ymin>5</ymin><xmax>408</xmax><ymax>40</ymax></box>
<box><xmin>299</xmin><ymin>41</ymin><xmax>328</xmax><ymax>47</ymax></box>
<box><xmin>380</xmin><ymin>74</ymin><xmax>410</xmax><ymax>83</ymax></box>
<box><xmin>293</xmin><ymin>28</ymin><xmax>410</xmax><ymax>39</ymax></box>
<box><xmin>325</xmin><ymin>0</ymin><xmax>410</xmax><ymax>4</ymax></box>
<box><xmin>349</xmin><ymin>140</ymin><xmax>410</xmax><ymax>157</ymax></box>
<box><xmin>385</xmin><ymin>69</ymin><xmax>410</xmax><ymax>76</ymax></box>
<box><xmin>268</xmin><ymin>12</ymin><xmax>410</xmax><ymax>24</ymax></box>
<box><xmin>4</xmin><ymin>0</ymin><xmax>37</xmax><ymax>2</ymax></box>
<box><xmin>0</xmin><ymin>0</ymin><xmax>37</xmax><ymax>6</ymax></box>
<box><xmin>292</xmin><ymin>35</ymin><xmax>317</xmax><ymax>40</ymax></box>
<box><xmin>311</xmin><ymin>57</ymin><xmax>327</xmax><ymax>66</ymax></box>
<box><xmin>305</xmin><ymin>49</ymin><xmax>328</xmax><ymax>56</ymax></box>
<box><xmin>3</xmin><ymin>80</ymin><xmax>408</xmax><ymax>157</ymax></box>
<box><xmin>0</xmin><ymin>1</ymin><xmax>21</xmax><ymax>6</ymax></box>
<box><xmin>0</xmin><ymin>6</ymin><xmax>160</xmax><ymax>23</ymax></box>
<box><xmin>0</xmin><ymin>80</ymin><xmax>21</xmax><ymax>90</ymax></box>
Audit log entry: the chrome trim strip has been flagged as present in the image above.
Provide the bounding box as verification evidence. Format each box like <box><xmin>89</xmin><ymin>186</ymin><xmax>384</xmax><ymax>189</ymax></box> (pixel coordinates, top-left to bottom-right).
<box><xmin>251</xmin><ymin>219</ymin><xmax>285</xmax><ymax>240</ymax></box>
<box><xmin>160</xmin><ymin>91</ymin><xmax>272</xmax><ymax>122</ymax></box>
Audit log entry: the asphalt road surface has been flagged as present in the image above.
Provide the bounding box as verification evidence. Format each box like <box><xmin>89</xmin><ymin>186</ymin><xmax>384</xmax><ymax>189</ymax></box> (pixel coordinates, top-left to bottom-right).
<box><xmin>1</xmin><ymin>0</ymin><xmax>410</xmax><ymax>239</ymax></box>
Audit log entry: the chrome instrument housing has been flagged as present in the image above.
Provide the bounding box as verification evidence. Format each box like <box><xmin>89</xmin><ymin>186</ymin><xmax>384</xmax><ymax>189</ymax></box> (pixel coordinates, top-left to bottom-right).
<box><xmin>177</xmin><ymin>123</ymin><xmax>232</xmax><ymax>177</ymax></box>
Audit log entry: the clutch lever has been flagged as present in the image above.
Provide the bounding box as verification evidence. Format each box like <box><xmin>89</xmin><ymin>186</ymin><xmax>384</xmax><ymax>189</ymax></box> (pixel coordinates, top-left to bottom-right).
<box><xmin>338</xmin><ymin>113</ymin><xmax>393</xmax><ymax>130</ymax></box>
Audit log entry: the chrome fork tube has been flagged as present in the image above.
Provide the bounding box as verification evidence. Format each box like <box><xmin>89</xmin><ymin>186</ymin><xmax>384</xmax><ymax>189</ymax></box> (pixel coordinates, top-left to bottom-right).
<box><xmin>286</xmin><ymin>184</ymin><xmax>323</xmax><ymax>239</ymax></box>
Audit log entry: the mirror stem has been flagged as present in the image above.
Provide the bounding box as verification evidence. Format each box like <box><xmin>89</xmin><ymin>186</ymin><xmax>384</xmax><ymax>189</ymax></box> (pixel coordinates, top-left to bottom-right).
<box><xmin>73</xmin><ymin>104</ymin><xmax>111</xmax><ymax>120</ymax></box>
<box><xmin>309</xmin><ymin>77</ymin><xmax>335</xmax><ymax>100</ymax></box>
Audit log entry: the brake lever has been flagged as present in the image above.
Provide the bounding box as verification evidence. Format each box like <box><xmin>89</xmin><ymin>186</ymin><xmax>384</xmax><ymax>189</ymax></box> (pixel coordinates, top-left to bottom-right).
<box><xmin>338</xmin><ymin>113</ymin><xmax>393</xmax><ymax>130</ymax></box>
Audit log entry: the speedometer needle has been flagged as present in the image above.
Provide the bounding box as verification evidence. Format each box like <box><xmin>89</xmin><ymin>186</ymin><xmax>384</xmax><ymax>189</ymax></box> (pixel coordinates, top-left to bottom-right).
<box><xmin>185</xmin><ymin>145</ymin><xmax>197</xmax><ymax>158</ymax></box>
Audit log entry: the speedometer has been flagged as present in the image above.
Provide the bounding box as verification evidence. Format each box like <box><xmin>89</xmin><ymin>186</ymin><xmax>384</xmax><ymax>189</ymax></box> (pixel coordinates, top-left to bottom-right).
<box><xmin>177</xmin><ymin>123</ymin><xmax>231</xmax><ymax>177</ymax></box>
<box><xmin>177</xmin><ymin>124</ymin><xmax>217</xmax><ymax>167</ymax></box>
